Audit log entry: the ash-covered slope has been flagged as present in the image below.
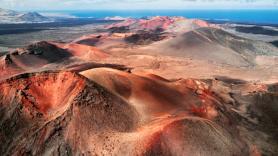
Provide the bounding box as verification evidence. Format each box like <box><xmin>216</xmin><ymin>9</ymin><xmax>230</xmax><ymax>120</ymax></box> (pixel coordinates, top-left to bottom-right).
<box><xmin>0</xmin><ymin>71</ymin><xmax>245</xmax><ymax>156</ymax></box>
<box><xmin>80</xmin><ymin>68</ymin><xmax>278</xmax><ymax>156</ymax></box>
<box><xmin>0</xmin><ymin>41</ymin><xmax>113</xmax><ymax>80</ymax></box>
<box><xmin>53</xmin><ymin>42</ymin><xmax>110</xmax><ymax>60</ymax></box>
<box><xmin>0</xmin><ymin>69</ymin><xmax>277</xmax><ymax>155</ymax></box>
<box><xmin>106</xmin><ymin>16</ymin><xmax>216</xmax><ymax>33</ymax></box>
<box><xmin>0</xmin><ymin>41</ymin><xmax>71</xmax><ymax>79</ymax></box>
<box><xmin>0</xmin><ymin>16</ymin><xmax>277</xmax><ymax>156</ymax></box>
<box><xmin>0</xmin><ymin>71</ymin><xmax>138</xmax><ymax>155</ymax></box>
<box><xmin>143</xmin><ymin>27</ymin><xmax>278</xmax><ymax>67</ymax></box>
<box><xmin>78</xmin><ymin>16</ymin><xmax>277</xmax><ymax>69</ymax></box>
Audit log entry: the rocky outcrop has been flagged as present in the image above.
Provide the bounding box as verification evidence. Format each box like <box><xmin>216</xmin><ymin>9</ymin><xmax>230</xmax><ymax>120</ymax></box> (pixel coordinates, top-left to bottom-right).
<box><xmin>125</xmin><ymin>30</ymin><xmax>167</xmax><ymax>45</ymax></box>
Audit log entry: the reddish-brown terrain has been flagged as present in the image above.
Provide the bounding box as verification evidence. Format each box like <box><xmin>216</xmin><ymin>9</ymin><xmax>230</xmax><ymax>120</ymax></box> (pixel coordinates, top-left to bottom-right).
<box><xmin>0</xmin><ymin>16</ymin><xmax>277</xmax><ymax>156</ymax></box>
<box><xmin>53</xmin><ymin>42</ymin><xmax>110</xmax><ymax>60</ymax></box>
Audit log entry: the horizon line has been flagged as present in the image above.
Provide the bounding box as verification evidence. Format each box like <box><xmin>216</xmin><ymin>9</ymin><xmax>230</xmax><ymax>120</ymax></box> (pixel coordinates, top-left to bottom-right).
<box><xmin>17</xmin><ymin>8</ymin><xmax>278</xmax><ymax>12</ymax></box>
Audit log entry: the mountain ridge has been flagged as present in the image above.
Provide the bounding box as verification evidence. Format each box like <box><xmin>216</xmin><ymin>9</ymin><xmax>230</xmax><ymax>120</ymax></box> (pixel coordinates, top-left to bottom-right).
<box><xmin>0</xmin><ymin>8</ymin><xmax>52</xmax><ymax>23</ymax></box>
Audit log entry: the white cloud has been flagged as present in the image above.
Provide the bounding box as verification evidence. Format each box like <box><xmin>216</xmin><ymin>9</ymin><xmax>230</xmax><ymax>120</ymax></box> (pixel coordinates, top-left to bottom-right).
<box><xmin>0</xmin><ymin>0</ymin><xmax>277</xmax><ymax>10</ymax></box>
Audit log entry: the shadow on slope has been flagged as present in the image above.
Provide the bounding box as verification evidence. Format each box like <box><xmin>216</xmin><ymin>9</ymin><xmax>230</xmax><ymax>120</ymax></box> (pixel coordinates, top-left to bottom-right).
<box><xmin>149</xmin><ymin>27</ymin><xmax>278</xmax><ymax>67</ymax></box>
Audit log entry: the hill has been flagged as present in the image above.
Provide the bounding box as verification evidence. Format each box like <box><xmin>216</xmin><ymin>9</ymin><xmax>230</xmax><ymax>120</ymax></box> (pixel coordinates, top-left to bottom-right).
<box><xmin>0</xmin><ymin>8</ymin><xmax>52</xmax><ymax>23</ymax></box>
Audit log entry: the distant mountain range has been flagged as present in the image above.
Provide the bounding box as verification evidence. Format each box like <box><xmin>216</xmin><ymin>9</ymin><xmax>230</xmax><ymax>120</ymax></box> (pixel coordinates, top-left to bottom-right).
<box><xmin>0</xmin><ymin>8</ymin><xmax>53</xmax><ymax>24</ymax></box>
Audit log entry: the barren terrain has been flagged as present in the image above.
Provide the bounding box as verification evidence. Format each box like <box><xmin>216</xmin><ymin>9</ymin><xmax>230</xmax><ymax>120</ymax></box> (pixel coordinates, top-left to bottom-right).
<box><xmin>0</xmin><ymin>16</ymin><xmax>277</xmax><ymax>156</ymax></box>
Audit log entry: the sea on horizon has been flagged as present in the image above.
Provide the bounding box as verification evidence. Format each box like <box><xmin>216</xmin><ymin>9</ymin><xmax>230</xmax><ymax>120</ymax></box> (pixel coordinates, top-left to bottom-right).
<box><xmin>40</xmin><ymin>9</ymin><xmax>278</xmax><ymax>25</ymax></box>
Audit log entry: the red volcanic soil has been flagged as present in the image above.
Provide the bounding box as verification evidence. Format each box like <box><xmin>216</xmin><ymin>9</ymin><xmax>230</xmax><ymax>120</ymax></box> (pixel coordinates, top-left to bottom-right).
<box><xmin>137</xmin><ymin>16</ymin><xmax>175</xmax><ymax>30</ymax></box>
<box><xmin>106</xmin><ymin>16</ymin><xmax>175</xmax><ymax>31</ymax></box>
<box><xmin>0</xmin><ymin>41</ymin><xmax>112</xmax><ymax>80</ymax></box>
<box><xmin>193</xmin><ymin>19</ymin><xmax>211</xmax><ymax>27</ymax></box>
<box><xmin>54</xmin><ymin>42</ymin><xmax>109</xmax><ymax>60</ymax></box>
<box><xmin>106</xmin><ymin>16</ymin><xmax>216</xmax><ymax>33</ymax></box>
<box><xmin>0</xmin><ymin>54</ymin><xmax>23</xmax><ymax>78</ymax></box>
<box><xmin>0</xmin><ymin>41</ymin><xmax>71</xmax><ymax>80</ymax></box>
<box><xmin>106</xmin><ymin>18</ymin><xmax>138</xmax><ymax>29</ymax></box>
<box><xmin>80</xmin><ymin>68</ymin><xmax>278</xmax><ymax>156</ymax></box>
<box><xmin>0</xmin><ymin>69</ymin><xmax>277</xmax><ymax>155</ymax></box>
<box><xmin>0</xmin><ymin>71</ymin><xmax>139</xmax><ymax>155</ymax></box>
<box><xmin>72</xmin><ymin>34</ymin><xmax>103</xmax><ymax>45</ymax></box>
<box><xmin>80</xmin><ymin>68</ymin><xmax>218</xmax><ymax>120</ymax></box>
<box><xmin>0</xmin><ymin>17</ymin><xmax>277</xmax><ymax>156</ymax></box>
<box><xmin>0</xmin><ymin>71</ymin><xmax>85</xmax><ymax>116</ymax></box>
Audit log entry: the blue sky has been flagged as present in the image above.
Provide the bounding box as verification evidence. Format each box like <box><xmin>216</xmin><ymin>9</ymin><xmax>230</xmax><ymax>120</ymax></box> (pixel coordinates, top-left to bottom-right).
<box><xmin>1</xmin><ymin>0</ymin><xmax>277</xmax><ymax>10</ymax></box>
